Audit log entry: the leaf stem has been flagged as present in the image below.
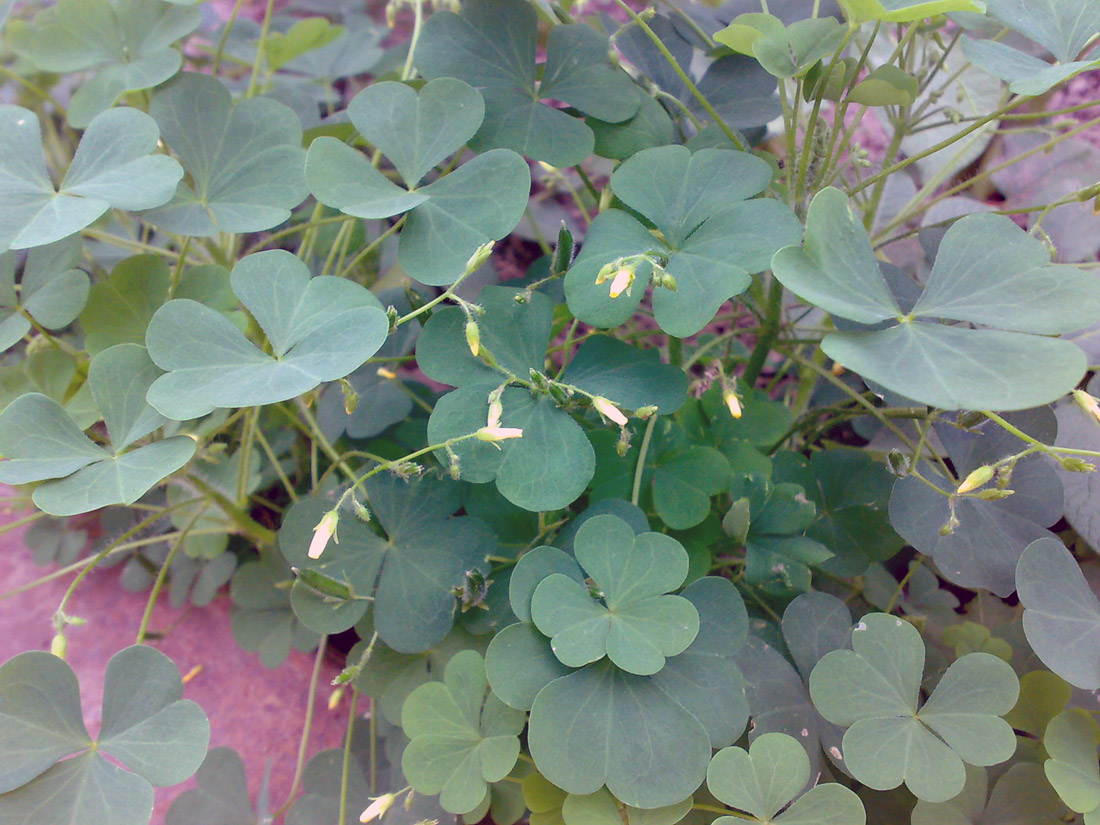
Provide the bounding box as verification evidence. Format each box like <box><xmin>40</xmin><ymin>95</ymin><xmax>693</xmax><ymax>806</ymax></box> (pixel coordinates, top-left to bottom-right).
<box><xmin>272</xmin><ymin>635</ymin><xmax>329</xmax><ymax>818</ymax></box>
<box><xmin>632</xmin><ymin>416</ymin><xmax>657</xmax><ymax>506</ymax></box>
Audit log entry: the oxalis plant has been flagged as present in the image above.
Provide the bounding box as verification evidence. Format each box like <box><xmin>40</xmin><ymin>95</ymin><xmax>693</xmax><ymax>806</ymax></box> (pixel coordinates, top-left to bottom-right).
<box><xmin>4</xmin><ymin>0</ymin><xmax>1100</xmax><ymax>823</ymax></box>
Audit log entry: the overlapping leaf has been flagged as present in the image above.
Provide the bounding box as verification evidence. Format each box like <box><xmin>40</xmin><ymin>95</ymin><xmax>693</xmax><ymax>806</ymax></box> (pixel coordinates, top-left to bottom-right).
<box><xmin>890</xmin><ymin>409</ymin><xmax>1063</xmax><ymax>596</ymax></box>
<box><xmin>707</xmin><ymin>733</ymin><xmax>866</xmax><ymax>824</ymax></box>
<box><xmin>414</xmin><ymin>0</ymin><xmax>639</xmax><ymax>166</ymax></box>
<box><xmin>1016</xmin><ymin>537</ymin><xmax>1100</xmax><ymax>690</ymax></box>
<box><xmin>911</xmin><ymin>763</ymin><xmax>1067</xmax><ymax>825</ymax></box>
<box><xmin>280</xmin><ymin>473</ymin><xmax>493</xmax><ymax>652</ymax></box>
<box><xmin>144</xmin><ymin>73</ymin><xmax>308</xmax><ymax>236</ymax></box>
<box><xmin>145</xmin><ymin>250</ymin><xmax>388</xmax><ymax>419</ymax></box>
<box><xmin>0</xmin><ymin>345</ymin><xmax>195</xmax><ymax>516</ymax></box>
<box><xmin>963</xmin><ymin>0</ymin><xmax>1100</xmax><ymax>95</ymax></box>
<box><xmin>839</xmin><ymin>0</ymin><xmax>984</xmax><ymax>22</ymax></box>
<box><xmin>401</xmin><ymin>650</ymin><xmax>526</xmax><ymax>815</ymax></box>
<box><xmin>166</xmin><ymin>747</ymin><xmax>268</xmax><ymax>825</ymax></box>
<box><xmin>715</xmin><ymin>14</ymin><xmax>847</xmax><ymax>79</ymax></box>
<box><xmin>1042</xmin><ymin>709</ymin><xmax>1100</xmax><ymax>823</ymax></box>
<box><xmin>306</xmin><ymin>78</ymin><xmax>529</xmax><ymax>285</ymax></box>
<box><xmin>566</xmin><ymin>145</ymin><xmax>801</xmax><ymax>337</ymax></box>
<box><xmin>0</xmin><ymin>235</ymin><xmax>88</xmax><ymax>353</ymax></box>
<box><xmin>9</xmin><ymin>0</ymin><xmax>201</xmax><ymax>127</ymax></box>
<box><xmin>808</xmin><ymin>613</ymin><xmax>1019</xmax><ymax>802</ymax></box>
<box><xmin>529</xmin><ymin>514</ymin><xmax>699</xmax><ymax>675</ymax></box>
<box><xmin>772</xmin><ymin>187</ymin><xmax>1100</xmax><ymax>410</ymax></box>
<box><xmin>0</xmin><ymin>105</ymin><xmax>182</xmax><ymax>252</ymax></box>
<box><xmin>0</xmin><ymin>646</ymin><xmax>209</xmax><ymax>825</ymax></box>
<box><xmin>229</xmin><ymin>552</ymin><xmax>320</xmax><ymax>669</ymax></box>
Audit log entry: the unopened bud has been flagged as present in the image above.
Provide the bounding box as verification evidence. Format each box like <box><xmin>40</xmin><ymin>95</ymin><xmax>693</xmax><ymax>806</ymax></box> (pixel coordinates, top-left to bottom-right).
<box><xmin>616</xmin><ymin>427</ymin><xmax>632</xmax><ymax>457</ymax></box>
<box><xmin>1061</xmin><ymin>457</ymin><xmax>1096</xmax><ymax>473</ymax></box>
<box><xmin>956</xmin><ymin>465</ymin><xmax>995</xmax><ymax>494</ymax></box>
<box><xmin>385</xmin><ymin>305</ymin><xmax>399</xmax><ymax>330</ymax></box>
<box><xmin>830</xmin><ymin>361</ymin><xmax>845</xmax><ymax>376</ymax></box>
<box><xmin>360</xmin><ymin>793</ymin><xmax>397</xmax><ymax>823</ymax></box>
<box><xmin>975</xmin><ymin>488</ymin><xmax>1015</xmax><ymax>501</ymax></box>
<box><xmin>886</xmin><ymin>449</ymin><xmax>911</xmax><ymax>477</ymax></box>
<box><xmin>449</xmin><ymin>451</ymin><xmax>462</xmax><ymax>480</ymax></box>
<box><xmin>723</xmin><ymin>390</ymin><xmax>742</xmax><ymax>419</ymax></box>
<box><xmin>50</xmin><ymin>633</ymin><xmax>67</xmax><ymax>659</ymax></box>
<box><xmin>939</xmin><ymin>513</ymin><xmax>960</xmax><ymax>536</ymax></box>
<box><xmin>309</xmin><ymin>509</ymin><xmax>340</xmax><ymax>559</ymax></box>
<box><xmin>465</xmin><ymin>320</ymin><xmax>480</xmax><ymax>357</ymax></box>
<box><xmin>465</xmin><ymin>241</ymin><xmax>494</xmax><ymax>273</ymax></box>
<box><xmin>352</xmin><ymin>499</ymin><xmax>372</xmax><ymax>522</ymax></box>
<box><xmin>340</xmin><ymin>379</ymin><xmax>358</xmax><ymax>415</ymax></box>
<box><xmin>593</xmin><ymin>396</ymin><xmax>628</xmax><ymax>426</ymax></box>
<box><xmin>1074</xmin><ymin>390</ymin><xmax>1100</xmax><ymax>424</ymax></box>
<box><xmin>476</xmin><ymin>426</ymin><xmax>524</xmax><ymax>443</ymax></box>
<box><xmin>635</xmin><ymin>405</ymin><xmax>658</xmax><ymax>419</ymax></box>
<box><xmin>376</xmin><ymin>366</ymin><xmax>397</xmax><ymax>380</ymax></box>
<box><xmin>328</xmin><ymin>686</ymin><xmax>345</xmax><ymax>711</ymax></box>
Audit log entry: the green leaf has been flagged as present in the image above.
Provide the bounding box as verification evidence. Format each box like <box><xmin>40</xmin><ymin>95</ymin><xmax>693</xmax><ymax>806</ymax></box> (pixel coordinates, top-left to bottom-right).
<box><xmin>418</xmin><ymin>285</ymin><xmax>553</xmax><ymax>387</ymax></box>
<box><xmin>590</xmin><ymin>89</ymin><xmax>676</xmax><ymax>161</ymax></box>
<box><xmin>349</xmin><ymin>78</ymin><xmax>485</xmax><ymax>187</ymax></box>
<box><xmin>0</xmin><ymin>105</ymin><xmax>183</xmax><ymax>252</ymax></box>
<box><xmin>707</xmin><ymin>733</ymin><xmax>866</xmax><ymax>824</ymax></box>
<box><xmin>848</xmin><ymin>65</ymin><xmax>920</xmax><ymax>105</ymax></box>
<box><xmin>80</xmin><ymin>255</ymin><xmax>170</xmax><ymax>355</ymax></box>
<box><xmin>561</xmin><ymin>788</ymin><xmax>692</xmax><ymax>825</ymax></box>
<box><xmin>0</xmin><ymin>646</ymin><xmax>209</xmax><ymax>825</ymax></box>
<box><xmin>715</xmin><ymin>15</ymin><xmax>847</xmax><ymax>80</ymax></box>
<box><xmin>0</xmin><ymin>392</ymin><xmax>108</xmax><ymax>484</ymax></box>
<box><xmin>265</xmin><ymin>17</ymin><xmax>345</xmax><ymax>70</ymax></box>
<box><xmin>1043</xmin><ymin>709</ymin><xmax>1100</xmax><ymax>819</ymax></box>
<box><xmin>428</xmin><ymin>385</ymin><xmax>596</xmax><ymax>512</ymax></box>
<box><xmin>1017</xmin><ymin>537</ymin><xmax>1100</xmax><ymax>690</ymax></box>
<box><xmin>88</xmin><ymin>344</ymin><xmax>169</xmax><ymax>451</ymax></box>
<box><xmin>772</xmin><ymin>449</ymin><xmax>902</xmax><ymax>577</ymax></box>
<box><xmin>145</xmin><ymin>250</ymin><xmax>388</xmax><ymax>419</ymax></box>
<box><xmin>985</xmin><ymin>0</ymin><xmax>1100</xmax><ymax>63</ymax></box>
<box><xmin>0</xmin><ymin>236</ymin><xmax>88</xmax><ymax>353</ymax></box>
<box><xmin>415</xmin><ymin>0</ymin><xmax>638</xmax><ymax>166</ymax></box>
<box><xmin>307</xmin><ymin>82</ymin><xmax>530</xmax><ymax>286</ymax></box>
<box><xmin>528</xmin><ymin>659</ymin><xmax>711</xmax><ymax>809</ymax></box>
<box><xmin>166</xmin><ymin>747</ymin><xmax>266</xmax><ymax>825</ymax></box>
<box><xmin>838</xmin><ymin>0</ymin><xmax>984</xmax><ymax>23</ymax></box>
<box><xmin>961</xmin><ymin>37</ymin><xmax>1098</xmax><ymax>96</ymax></box>
<box><xmin>772</xmin><ymin>187</ymin><xmax>1100</xmax><ymax>410</ymax></box>
<box><xmin>530</xmin><ymin>514</ymin><xmax>699</xmax><ymax>675</ymax></box>
<box><xmin>808</xmin><ymin>613</ymin><xmax>1019</xmax><ymax>802</ymax></box>
<box><xmin>10</xmin><ymin>0</ymin><xmax>201</xmax><ymax>127</ymax></box>
<box><xmin>229</xmin><ymin>552</ymin><xmax>321</xmax><ymax>668</ymax></box>
<box><xmin>560</xmin><ymin>336</ymin><xmax>688</xmax><ymax>414</ymax></box>
<box><xmin>912</xmin><ymin>763</ymin><xmax>1067</xmax><ymax>825</ymax></box>
<box><xmin>145</xmin><ymin>73</ymin><xmax>308</xmax><ymax>236</ymax></box>
<box><xmin>401</xmin><ymin>650</ymin><xmax>526</xmax><ymax>815</ymax></box>
<box><xmin>566</xmin><ymin>146</ymin><xmax>800</xmax><ymax>337</ymax></box>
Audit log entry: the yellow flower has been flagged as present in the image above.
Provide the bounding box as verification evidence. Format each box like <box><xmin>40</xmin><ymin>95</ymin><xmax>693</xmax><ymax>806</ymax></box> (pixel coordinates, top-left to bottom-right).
<box><xmin>723</xmin><ymin>390</ymin><xmax>742</xmax><ymax>419</ymax></box>
<box><xmin>359</xmin><ymin>793</ymin><xmax>397</xmax><ymax>823</ymax></box>
<box><xmin>608</xmin><ymin>267</ymin><xmax>635</xmax><ymax>298</ymax></box>
<box><xmin>593</xmin><ymin>396</ymin><xmax>628</xmax><ymax>426</ymax></box>
<box><xmin>476</xmin><ymin>426</ymin><xmax>524</xmax><ymax>443</ymax></box>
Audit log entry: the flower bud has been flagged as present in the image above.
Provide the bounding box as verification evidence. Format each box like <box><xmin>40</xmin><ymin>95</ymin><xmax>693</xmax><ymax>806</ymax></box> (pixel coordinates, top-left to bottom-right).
<box><xmin>328</xmin><ymin>686</ymin><xmax>344</xmax><ymax>711</ymax></box>
<box><xmin>723</xmin><ymin>390</ymin><xmax>742</xmax><ymax>419</ymax></box>
<box><xmin>465</xmin><ymin>241</ymin><xmax>495</xmax><ymax>273</ymax></box>
<box><xmin>50</xmin><ymin>633</ymin><xmax>67</xmax><ymax>659</ymax></box>
<box><xmin>593</xmin><ymin>396</ymin><xmax>628</xmax><ymax>426</ymax></box>
<box><xmin>360</xmin><ymin>793</ymin><xmax>397</xmax><ymax>823</ymax></box>
<box><xmin>634</xmin><ymin>405</ymin><xmax>658</xmax><ymax>419</ymax></box>
<box><xmin>465</xmin><ymin>320</ymin><xmax>480</xmax><ymax>357</ymax></box>
<box><xmin>886</xmin><ymin>449</ymin><xmax>911</xmax><ymax>477</ymax></box>
<box><xmin>376</xmin><ymin>366</ymin><xmax>397</xmax><ymax>380</ymax></box>
<box><xmin>1061</xmin><ymin>457</ymin><xmax>1096</xmax><ymax>473</ymax></box>
<box><xmin>309</xmin><ymin>509</ymin><xmax>340</xmax><ymax>559</ymax></box>
<box><xmin>340</xmin><ymin>378</ymin><xmax>358</xmax><ymax>415</ymax></box>
<box><xmin>608</xmin><ymin>267</ymin><xmax>635</xmax><ymax>298</ymax></box>
<box><xmin>352</xmin><ymin>499</ymin><xmax>372</xmax><ymax>522</ymax></box>
<box><xmin>956</xmin><ymin>465</ymin><xmax>995</xmax><ymax>494</ymax></box>
<box><xmin>449</xmin><ymin>452</ymin><xmax>462</xmax><ymax>480</ymax></box>
<box><xmin>1074</xmin><ymin>390</ymin><xmax>1100</xmax><ymax>424</ymax></box>
<box><xmin>975</xmin><ymin>489</ymin><xmax>1015</xmax><ymax>501</ymax></box>
<box><xmin>476</xmin><ymin>426</ymin><xmax>524</xmax><ymax>443</ymax></box>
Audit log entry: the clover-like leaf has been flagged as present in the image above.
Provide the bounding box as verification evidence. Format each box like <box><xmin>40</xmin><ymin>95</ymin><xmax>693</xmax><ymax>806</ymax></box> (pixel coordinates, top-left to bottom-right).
<box><xmin>306</xmin><ymin>80</ymin><xmax>530</xmax><ymax>286</ymax></box>
<box><xmin>414</xmin><ymin>0</ymin><xmax>639</xmax><ymax>166</ymax></box>
<box><xmin>890</xmin><ymin>408</ymin><xmax>1062</xmax><ymax>596</ymax></box>
<box><xmin>566</xmin><ymin>145</ymin><xmax>801</xmax><ymax>337</ymax></box>
<box><xmin>0</xmin><ymin>646</ymin><xmax>209</xmax><ymax>825</ymax></box>
<box><xmin>145</xmin><ymin>250</ymin><xmax>388</xmax><ymax>419</ymax></box>
<box><xmin>144</xmin><ymin>73</ymin><xmax>308</xmax><ymax>236</ymax></box>
<box><xmin>166</xmin><ymin>747</ymin><xmax>267</xmax><ymax>825</ymax></box>
<box><xmin>0</xmin><ymin>346</ymin><xmax>196</xmax><ymax>516</ymax></box>
<box><xmin>280</xmin><ymin>473</ymin><xmax>493</xmax><ymax>652</ymax></box>
<box><xmin>9</xmin><ymin>0</ymin><xmax>201</xmax><ymax>127</ymax></box>
<box><xmin>808</xmin><ymin>613</ymin><xmax>1020</xmax><ymax>802</ymax></box>
<box><xmin>839</xmin><ymin>0</ymin><xmax>983</xmax><ymax>22</ymax></box>
<box><xmin>772</xmin><ymin>187</ymin><xmax>1100</xmax><ymax>410</ymax></box>
<box><xmin>772</xmin><ymin>449</ymin><xmax>902</xmax><ymax>577</ymax></box>
<box><xmin>1043</xmin><ymin>709</ymin><xmax>1100</xmax><ymax>822</ymax></box>
<box><xmin>401</xmin><ymin>650</ymin><xmax>526</xmax><ymax>815</ymax></box>
<box><xmin>427</xmin><ymin>383</ymin><xmax>596</xmax><ymax>512</ymax></box>
<box><xmin>912</xmin><ymin>763</ymin><xmax>1067</xmax><ymax>825</ymax></box>
<box><xmin>0</xmin><ymin>105</ymin><xmax>183</xmax><ymax>252</ymax></box>
<box><xmin>963</xmin><ymin>0</ymin><xmax>1100</xmax><ymax>95</ymax></box>
<box><xmin>1017</xmin><ymin>537</ymin><xmax>1100</xmax><ymax>690</ymax></box>
<box><xmin>560</xmin><ymin>787</ymin><xmax>692</xmax><ymax>825</ymax></box>
<box><xmin>716</xmin><ymin>14</ymin><xmax>848</xmax><ymax>80</ymax></box>
<box><xmin>0</xmin><ymin>236</ymin><xmax>88</xmax><ymax>354</ymax></box>
<box><xmin>529</xmin><ymin>514</ymin><xmax>699</xmax><ymax>675</ymax></box>
<box><xmin>726</xmin><ymin>473</ymin><xmax>833</xmax><ymax>595</ymax></box>
<box><xmin>707</xmin><ymin>733</ymin><xmax>866</xmax><ymax>824</ymax></box>
<box><xmin>229</xmin><ymin>551</ymin><xmax>321</xmax><ymax>668</ymax></box>
<box><xmin>520</xmin><ymin>576</ymin><xmax>748</xmax><ymax>808</ymax></box>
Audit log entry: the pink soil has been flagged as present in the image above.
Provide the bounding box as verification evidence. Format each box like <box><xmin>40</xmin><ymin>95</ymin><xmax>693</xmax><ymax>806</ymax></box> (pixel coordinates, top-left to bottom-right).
<box><xmin>0</xmin><ymin>491</ymin><xmax>350</xmax><ymax>824</ymax></box>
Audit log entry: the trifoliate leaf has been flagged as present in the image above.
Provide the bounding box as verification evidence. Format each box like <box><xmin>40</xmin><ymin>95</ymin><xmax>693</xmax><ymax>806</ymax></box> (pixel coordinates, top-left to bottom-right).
<box><xmin>911</xmin><ymin>763</ymin><xmax>1067</xmax><ymax>825</ymax></box>
<box><xmin>808</xmin><ymin>613</ymin><xmax>1019</xmax><ymax>802</ymax></box>
<box><xmin>0</xmin><ymin>106</ymin><xmax>182</xmax><ymax>252</ymax></box>
<box><xmin>145</xmin><ymin>250</ymin><xmax>388</xmax><ymax>419</ymax></box>
<box><xmin>229</xmin><ymin>552</ymin><xmax>320</xmax><ymax>668</ymax></box>
<box><xmin>0</xmin><ymin>236</ymin><xmax>88</xmax><ymax>353</ymax></box>
<box><xmin>1043</xmin><ymin>709</ymin><xmax>1100</xmax><ymax>821</ymax></box>
<box><xmin>401</xmin><ymin>650</ymin><xmax>526</xmax><ymax>815</ymax></box>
